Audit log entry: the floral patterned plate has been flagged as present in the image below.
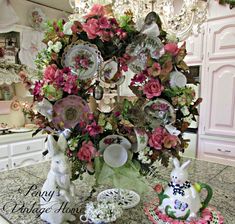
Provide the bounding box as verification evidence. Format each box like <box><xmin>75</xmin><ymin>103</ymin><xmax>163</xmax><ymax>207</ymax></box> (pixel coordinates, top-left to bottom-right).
<box><xmin>99</xmin><ymin>135</ymin><xmax>132</xmax><ymax>152</ymax></box>
<box><xmin>62</xmin><ymin>40</ymin><xmax>103</xmax><ymax>80</ymax></box>
<box><xmin>143</xmin><ymin>99</ymin><xmax>176</xmax><ymax>129</ymax></box>
<box><xmin>52</xmin><ymin>95</ymin><xmax>90</xmax><ymax>130</ymax></box>
<box><xmin>127</xmin><ymin>37</ymin><xmax>163</xmax><ymax>73</ymax></box>
<box><xmin>28</xmin><ymin>7</ymin><xmax>47</xmax><ymax>31</ymax></box>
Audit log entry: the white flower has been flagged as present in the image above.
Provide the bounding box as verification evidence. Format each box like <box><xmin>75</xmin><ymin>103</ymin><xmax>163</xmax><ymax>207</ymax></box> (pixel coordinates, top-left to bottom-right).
<box><xmin>63</xmin><ymin>21</ymin><xmax>73</xmax><ymax>35</ymax></box>
<box><xmin>181</xmin><ymin>106</ymin><xmax>190</xmax><ymax>116</ymax></box>
<box><xmin>52</xmin><ymin>41</ymin><xmax>62</xmax><ymax>53</ymax></box>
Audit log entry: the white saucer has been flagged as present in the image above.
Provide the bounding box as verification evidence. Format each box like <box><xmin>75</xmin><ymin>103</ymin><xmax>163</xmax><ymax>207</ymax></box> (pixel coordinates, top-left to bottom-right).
<box><xmin>9</xmin><ymin>128</ymin><xmax>32</xmax><ymax>133</ymax></box>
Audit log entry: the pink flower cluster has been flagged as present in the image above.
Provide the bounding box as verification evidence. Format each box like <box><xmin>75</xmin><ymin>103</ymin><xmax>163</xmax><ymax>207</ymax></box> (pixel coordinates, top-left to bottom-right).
<box><xmin>130</xmin><ymin>71</ymin><xmax>147</xmax><ymax>86</ymax></box>
<box><xmin>82</xmin><ymin>4</ymin><xmax>127</xmax><ymax>42</ymax></box>
<box><xmin>148</xmin><ymin>127</ymin><xmax>178</xmax><ymax>150</ymax></box>
<box><xmin>33</xmin><ymin>64</ymin><xmax>79</xmax><ymax>100</ymax></box>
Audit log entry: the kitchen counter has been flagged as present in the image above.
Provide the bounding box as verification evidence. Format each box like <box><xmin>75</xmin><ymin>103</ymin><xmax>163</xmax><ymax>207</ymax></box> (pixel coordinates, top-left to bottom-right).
<box><xmin>0</xmin><ymin>131</ymin><xmax>47</xmax><ymax>145</ymax></box>
<box><xmin>0</xmin><ymin>158</ymin><xmax>234</xmax><ymax>224</ymax></box>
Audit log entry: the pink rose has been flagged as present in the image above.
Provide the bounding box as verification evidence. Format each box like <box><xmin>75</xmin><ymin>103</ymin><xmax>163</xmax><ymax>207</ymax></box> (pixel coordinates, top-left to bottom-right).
<box><xmin>143</xmin><ymin>79</ymin><xmax>164</xmax><ymax>99</ymax></box>
<box><xmin>148</xmin><ymin>127</ymin><xmax>166</xmax><ymax>150</ymax></box>
<box><xmin>84</xmin><ymin>4</ymin><xmax>105</xmax><ymax>19</ymax></box>
<box><xmin>83</xmin><ymin>18</ymin><xmax>100</xmax><ymax>39</ymax></box>
<box><xmin>43</xmin><ymin>64</ymin><xmax>57</xmax><ymax>83</ymax></box>
<box><xmin>77</xmin><ymin>141</ymin><xmax>96</xmax><ymax>162</ymax></box>
<box><xmin>164</xmin><ymin>43</ymin><xmax>179</xmax><ymax>56</ymax></box>
<box><xmin>163</xmin><ymin>134</ymin><xmax>178</xmax><ymax>149</ymax></box>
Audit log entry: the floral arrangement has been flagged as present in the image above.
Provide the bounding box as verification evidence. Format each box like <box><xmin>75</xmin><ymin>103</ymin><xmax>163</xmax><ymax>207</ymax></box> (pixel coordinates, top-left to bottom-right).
<box><xmin>20</xmin><ymin>4</ymin><xmax>201</xmax><ymax>187</ymax></box>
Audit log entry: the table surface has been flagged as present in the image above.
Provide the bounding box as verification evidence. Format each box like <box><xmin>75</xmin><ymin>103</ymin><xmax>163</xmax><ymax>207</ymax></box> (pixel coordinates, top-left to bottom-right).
<box><xmin>0</xmin><ymin>158</ymin><xmax>234</xmax><ymax>224</ymax></box>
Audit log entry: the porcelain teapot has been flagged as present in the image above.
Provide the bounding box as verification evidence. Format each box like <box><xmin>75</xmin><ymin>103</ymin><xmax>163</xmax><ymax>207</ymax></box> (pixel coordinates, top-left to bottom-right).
<box><xmin>157</xmin><ymin>158</ymin><xmax>213</xmax><ymax>221</ymax></box>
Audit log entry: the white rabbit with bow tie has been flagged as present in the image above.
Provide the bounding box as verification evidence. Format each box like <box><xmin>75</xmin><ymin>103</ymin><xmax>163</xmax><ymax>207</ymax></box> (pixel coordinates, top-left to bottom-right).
<box><xmin>40</xmin><ymin>134</ymin><xmax>76</xmax><ymax>224</ymax></box>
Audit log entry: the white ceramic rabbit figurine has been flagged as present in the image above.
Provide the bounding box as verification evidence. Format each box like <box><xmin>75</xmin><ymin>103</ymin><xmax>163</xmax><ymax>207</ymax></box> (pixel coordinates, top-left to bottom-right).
<box><xmin>40</xmin><ymin>134</ymin><xmax>76</xmax><ymax>224</ymax></box>
<box><xmin>158</xmin><ymin>158</ymin><xmax>213</xmax><ymax>221</ymax></box>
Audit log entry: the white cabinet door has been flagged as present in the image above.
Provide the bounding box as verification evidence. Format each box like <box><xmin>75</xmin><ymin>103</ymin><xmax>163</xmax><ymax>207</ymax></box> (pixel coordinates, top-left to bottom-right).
<box><xmin>207</xmin><ymin>15</ymin><xmax>235</xmax><ymax>60</ymax></box>
<box><xmin>0</xmin><ymin>145</ymin><xmax>9</xmax><ymax>158</ymax></box>
<box><xmin>0</xmin><ymin>158</ymin><xmax>10</xmax><ymax>172</ymax></box>
<box><xmin>184</xmin><ymin>33</ymin><xmax>204</xmax><ymax>65</ymax></box>
<box><xmin>203</xmin><ymin>61</ymin><xmax>235</xmax><ymax>137</ymax></box>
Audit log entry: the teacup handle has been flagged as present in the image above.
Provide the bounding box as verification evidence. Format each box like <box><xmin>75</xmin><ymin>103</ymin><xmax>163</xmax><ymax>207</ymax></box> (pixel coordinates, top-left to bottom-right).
<box><xmin>197</xmin><ymin>182</ymin><xmax>213</xmax><ymax>211</ymax></box>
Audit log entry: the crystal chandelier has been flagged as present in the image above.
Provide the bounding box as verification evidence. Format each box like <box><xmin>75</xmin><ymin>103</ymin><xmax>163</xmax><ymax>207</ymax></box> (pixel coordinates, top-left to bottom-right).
<box><xmin>68</xmin><ymin>0</ymin><xmax>208</xmax><ymax>41</ymax></box>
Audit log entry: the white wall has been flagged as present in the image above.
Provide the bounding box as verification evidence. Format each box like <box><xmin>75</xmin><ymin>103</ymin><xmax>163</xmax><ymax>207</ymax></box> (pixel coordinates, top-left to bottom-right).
<box><xmin>10</xmin><ymin>0</ymin><xmax>69</xmax><ymax>26</ymax></box>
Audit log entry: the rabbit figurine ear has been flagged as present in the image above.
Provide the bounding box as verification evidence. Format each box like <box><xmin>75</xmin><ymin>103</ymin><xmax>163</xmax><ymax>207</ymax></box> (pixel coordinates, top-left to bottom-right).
<box><xmin>181</xmin><ymin>160</ymin><xmax>191</xmax><ymax>170</ymax></box>
<box><xmin>57</xmin><ymin>133</ymin><xmax>68</xmax><ymax>152</ymax></box>
<box><xmin>47</xmin><ymin>135</ymin><xmax>60</xmax><ymax>156</ymax></box>
<box><xmin>173</xmin><ymin>158</ymin><xmax>180</xmax><ymax>168</ymax></box>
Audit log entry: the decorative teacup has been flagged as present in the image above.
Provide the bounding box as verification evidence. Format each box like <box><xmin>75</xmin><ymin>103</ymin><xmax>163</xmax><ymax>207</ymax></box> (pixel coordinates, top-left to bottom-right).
<box><xmin>156</xmin><ymin>158</ymin><xmax>213</xmax><ymax>221</ymax></box>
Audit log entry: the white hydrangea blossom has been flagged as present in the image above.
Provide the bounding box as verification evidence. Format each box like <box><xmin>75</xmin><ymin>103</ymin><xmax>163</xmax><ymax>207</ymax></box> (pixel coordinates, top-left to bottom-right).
<box><xmin>138</xmin><ymin>147</ymin><xmax>153</xmax><ymax>164</ymax></box>
<box><xmin>47</xmin><ymin>41</ymin><xmax>62</xmax><ymax>53</ymax></box>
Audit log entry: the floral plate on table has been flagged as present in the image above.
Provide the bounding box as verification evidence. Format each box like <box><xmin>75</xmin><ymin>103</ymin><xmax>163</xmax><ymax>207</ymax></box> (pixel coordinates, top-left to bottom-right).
<box><xmin>144</xmin><ymin>197</ymin><xmax>224</xmax><ymax>224</ymax></box>
<box><xmin>143</xmin><ymin>99</ymin><xmax>176</xmax><ymax>129</ymax></box>
<box><xmin>62</xmin><ymin>40</ymin><xmax>103</xmax><ymax>80</ymax></box>
<box><xmin>52</xmin><ymin>95</ymin><xmax>90</xmax><ymax>130</ymax></box>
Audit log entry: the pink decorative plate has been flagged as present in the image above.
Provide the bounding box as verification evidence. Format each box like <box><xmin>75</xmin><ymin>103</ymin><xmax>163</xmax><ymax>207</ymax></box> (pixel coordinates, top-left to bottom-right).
<box><xmin>144</xmin><ymin>198</ymin><xmax>224</xmax><ymax>224</ymax></box>
<box><xmin>52</xmin><ymin>95</ymin><xmax>90</xmax><ymax>130</ymax></box>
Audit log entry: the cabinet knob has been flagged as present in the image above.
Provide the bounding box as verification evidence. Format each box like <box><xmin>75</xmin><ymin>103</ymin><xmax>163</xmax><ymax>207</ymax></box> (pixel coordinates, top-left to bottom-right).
<box><xmin>26</xmin><ymin>146</ymin><xmax>31</xmax><ymax>150</ymax></box>
<box><xmin>13</xmin><ymin>162</ymin><xmax>16</xmax><ymax>166</ymax></box>
<box><xmin>217</xmin><ymin>148</ymin><xmax>231</xmax><ymax>153</ymax></box>
<box><xmin>6</xmin><ymin>164</ymin><xmax>9</xmax><ymax>168</ymax></box>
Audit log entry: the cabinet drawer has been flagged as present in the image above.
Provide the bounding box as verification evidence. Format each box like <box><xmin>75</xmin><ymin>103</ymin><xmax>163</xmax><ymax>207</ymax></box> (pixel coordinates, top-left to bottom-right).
<box><xmin>0</xmin><ymin>145</ymin><xmax>9</xmax><ymax>158</ymax></box>
<box><xmin>198</xmin><ymin>138</ymin><xmax>235</xmax><ymax>166</ymax></box>
<box><xmin>11</xmin><ymin>152</ymin><xmax>44</xmax><ymax>169</ymax></box>
<box><xmin>203</xmin><ymin>139</ymin><xmax>235</xmax><ymax>158</ymax></box>
<box><xmin>10</xmin><ymin>139</ymin><xmax>44</xmax><ymax>156</ymax></box>
<box><xmin>0</xmin><ymin>158</ymin><xmax>10</xmax><ymax>172</ymax></box>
